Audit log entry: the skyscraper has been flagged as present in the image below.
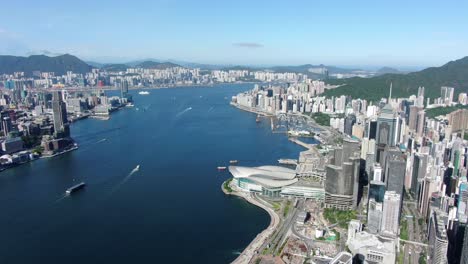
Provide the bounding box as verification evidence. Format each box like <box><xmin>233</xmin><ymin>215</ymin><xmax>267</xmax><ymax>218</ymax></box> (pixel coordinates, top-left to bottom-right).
<box><xmin>461</xmin><ymin>224</ymin><xmax>468</xmax><ymax>264</ymax></box>
<box><xmin>52</xmin><ymin>91</ymin><xmax>70</xmax><ymax>138</ymax></box>
<box><xmin>121</xmin><ymin>79</ymin><xmax>129</xmax><ymax>99</ymax></box>
<box><xmin>367</xmin><ymin>198</ymin><xmax>383</xmax><ymax>234</ymax></box>
<box><xmin>441</xmin><ymin>86</ymin><xmax>454</xmax><ymax>105</ymax></box>
<box><xmin>408</xmin><ymin>105</ymin><xmax>422</xmax><ymax>131</ymax></box>
<box><xmin>325</xmin><ymin>138</ymin><xmax>361</xmax><ymax>210</ymax></box>
<box><xmin>375</xmin><ymin>87</ymin><xmax>398</xmax><ymax>163</ymax></box>
<box><xmin>383</xmin><ymin>147</ymin><xmax>406</xmax><ymax>202</ymax></box>
<box><xmin>344</xmin><ymin>114</ymin><xmax>356</xmax><ymax>136</ymax></box>
<box><xmin>381</xmin><ymin>191</ymin><xmax>400</xmax><ymax>237</ymax></box>
<box><xmin>428</xmin><ymin>209</ymin><xmax>449</xmax><ymax>264</ymax></box>
<box><xmin>2</xmin><ymin>116</ymin><xmax>12</xmax><ymax>136</ymax></box>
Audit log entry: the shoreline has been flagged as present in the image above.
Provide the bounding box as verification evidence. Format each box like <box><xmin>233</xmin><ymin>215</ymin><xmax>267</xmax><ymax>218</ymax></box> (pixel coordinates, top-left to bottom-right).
<box><xmin>230</xmin><ymin>102</ymin><xmax>274</xmax><ymax>117</ymax></box>
<box><xmin>56</xmin><ymin>81</ymin><xmax>262</xmax><ymax>92</ymax></box>
<box><xmin>41</xmin><ymin>145</ymin><xmax>79</xmax><ymax>159</ymax></box>
<box><xmin>222</xmin><ymin>179</ymin><xmax>280</xmax><ymax>264</ymax></box>
<box><xmin>1</xmin><ymin>103</ymin><xmax>132</xmax><ymax>172</ymax></box>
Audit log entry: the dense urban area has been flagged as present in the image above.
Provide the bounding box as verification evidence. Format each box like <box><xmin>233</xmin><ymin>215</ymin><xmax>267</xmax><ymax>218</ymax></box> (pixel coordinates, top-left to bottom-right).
<box><xmin>1</xmin><ymin>57</ymin><xmax>468</xmax><ymax>264</ymax></box>
<box><xmin>225</xmin><ymin>78</ymin><xmax>468</xmax><ymax>264</ymax></box>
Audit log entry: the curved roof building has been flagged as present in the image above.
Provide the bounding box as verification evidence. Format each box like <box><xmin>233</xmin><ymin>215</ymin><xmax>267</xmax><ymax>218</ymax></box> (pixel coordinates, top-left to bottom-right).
<box><xmin>229</xmin><ymin>165</ymin><xmax>298</xmax><ymax>190</ymax></box>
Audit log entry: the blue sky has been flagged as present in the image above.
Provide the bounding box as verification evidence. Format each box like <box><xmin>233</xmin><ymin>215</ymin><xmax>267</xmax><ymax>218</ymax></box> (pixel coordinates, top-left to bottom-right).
<box><xmin>1</xmin><ymin>0</ymin><xmax>467</xmax><ymax>68</ymax></box>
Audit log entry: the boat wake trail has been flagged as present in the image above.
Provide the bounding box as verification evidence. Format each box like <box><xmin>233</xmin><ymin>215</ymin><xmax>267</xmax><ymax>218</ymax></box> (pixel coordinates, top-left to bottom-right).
<box><xmin>109</xmin><ymin>165</ymin><xmax>140</xmax><ymax>195</ymax></box>
<box><xmin>54</xmin><ymin>194</ymin><xmax>68</xmax><ymax>204</ymax></box>
<box><xmin>175</xmin><ymin>107</ymin><xmax>192</xmax><ymax>117</ymax></box>
<box><xmin>96</xmin><ymin>138</ymin><xmax>107</xmax><ymax>144</ymax></box>
<box><xmin>208</xmin><ymin>106</ymin><xmax>214</xmax><ymax>112</ymax></box>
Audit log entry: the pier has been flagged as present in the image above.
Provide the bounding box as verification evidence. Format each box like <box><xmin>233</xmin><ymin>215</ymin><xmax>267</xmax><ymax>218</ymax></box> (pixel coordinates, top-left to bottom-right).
<box><xmin>288</xmin><ymin>137</ymin><xmax>314</xmax><ymax>150</ymax></box>
<box><xmin>278</xmin><ymin>159</ymin><xmax>298</xmax><ymax>165</ymax></box>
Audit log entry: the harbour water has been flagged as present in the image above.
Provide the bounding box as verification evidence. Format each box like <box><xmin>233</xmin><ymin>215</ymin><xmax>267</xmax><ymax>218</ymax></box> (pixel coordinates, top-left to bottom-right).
<box><xmin>0</xmin><ymin>84</ymin><xmax>306</xmax><ymax>263</ymax></box>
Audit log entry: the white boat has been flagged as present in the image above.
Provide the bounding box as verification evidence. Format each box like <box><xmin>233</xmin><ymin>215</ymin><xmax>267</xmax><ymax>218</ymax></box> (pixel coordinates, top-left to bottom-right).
<box><xmin>139</xmin><ymin>91</ymin><xmax>150</xmax><ymax>95</ymax></box>
<box><xmin>66</xmin><ymin>182</ymin><xmax>86</xmax><ymax>195</ymax></box>
<box><xmin>217</xmin><ymin>166</ymin><xmax>227</xmax><ymax>171</ymax></box>
<box><xmin>135</xmin><ymin>165</ymin><xmax>140</xmax><ymax>170</ymax></box>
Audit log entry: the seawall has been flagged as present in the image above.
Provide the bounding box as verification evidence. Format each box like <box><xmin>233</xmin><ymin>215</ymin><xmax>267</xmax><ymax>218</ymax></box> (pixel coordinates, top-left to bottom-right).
<box><xmin>222</xmin><ymin>179</ymin><xmax>280</xmax><ymax>264</ymax></box>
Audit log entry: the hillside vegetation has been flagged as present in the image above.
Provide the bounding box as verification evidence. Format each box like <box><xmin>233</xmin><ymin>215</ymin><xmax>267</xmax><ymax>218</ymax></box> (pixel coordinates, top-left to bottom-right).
<box><xmin>324</xmin><ymin>56</ymin><xmax>468</xmax><ymax>102</ymax></box>
<box><xmin>0</xmin><ymin>54</ymin><xmax>91</xmax><ymax>76</ymax></box>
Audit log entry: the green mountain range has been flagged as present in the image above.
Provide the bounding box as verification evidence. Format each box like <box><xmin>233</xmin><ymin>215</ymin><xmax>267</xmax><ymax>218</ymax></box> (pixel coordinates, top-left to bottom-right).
<box><xmin>101</xmin><ymin>61</ymin><xmax>182</xmax><ymax>72</ymax></box>
<box><xmin>324</xmin><ymin>56</ymin><xmax>468</xmax><ymax>102</ymax></box>
<box><xmin>100</xmin><ymin>64</ymin><xmax>130</xmax><ymax>72</ymax></box>
<box><xmin>134</xmin><ymin>61</ymin><xmax>181</xmax><ymax>69</ymax></box>
<box><xmin>0</xmin><ymin>54</ymin><xmax>92</xmax><ymax>76</ymax></box>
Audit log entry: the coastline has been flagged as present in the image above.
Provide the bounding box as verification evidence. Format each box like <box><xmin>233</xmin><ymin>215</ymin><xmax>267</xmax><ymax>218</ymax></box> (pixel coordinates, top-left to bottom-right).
<box><xmin>40</xmin><ymin>145</ymin><xmax>79</xmax><ymax>159</ymax></box>
<box><xmin>222</xmin><ymin>179</ymin><xmax>280</xmax><ymax>264</ymax></box>
<box><xmin>0</xmin><ymin>103</ymin><xmax>133</xmax><ymax>172</ymax></box>
<box><xmin>230</xmin><ymin>102</ymin><xmax>274</xmax><ymax>117</ymax></box>
<box><xmin>59</xmin><ymin>81</ymin><xmax>261</xmax><ymax>92</ymax></box>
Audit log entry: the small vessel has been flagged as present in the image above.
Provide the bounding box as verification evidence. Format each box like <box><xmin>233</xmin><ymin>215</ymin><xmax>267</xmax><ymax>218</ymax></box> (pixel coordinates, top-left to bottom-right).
<box><xmin>229</xmin><ymin>160</ymin><xmax>238</xmax><ymax>164</ymax></box>
<box><xmin>139</xmin><ymin>91</ymin><xmax>150</xmax><ymax>95</ymax></box>
<box><xmin>135</xmin><ymin>165</ymin><xmax>140</xmax><ymax>170</ymax></box>
<box><xmin>66</xmin><ymin>182</ymin><xmax>86</xmax><ymax>195</ymax></box>
<box><xmin>256</xmin><ymin>115</ymin><xmax>260</xmax><ymax>123</ymax></box>
<box><xmin>217</xmin><ymin>166</ymin><xmax>227</xmax><ymax>171</ymax></box>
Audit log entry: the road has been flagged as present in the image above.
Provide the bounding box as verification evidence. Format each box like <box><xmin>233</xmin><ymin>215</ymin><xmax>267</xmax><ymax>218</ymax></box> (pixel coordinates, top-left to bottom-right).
<box><xmin>265</xmin><ymin>198</ymin><xmax>301</xmax><ymax>256</ymax></box>
<box><xmin>402</xmin><ymin>202</ymin><xmax>424</xmax><ymax>264</ymax></box>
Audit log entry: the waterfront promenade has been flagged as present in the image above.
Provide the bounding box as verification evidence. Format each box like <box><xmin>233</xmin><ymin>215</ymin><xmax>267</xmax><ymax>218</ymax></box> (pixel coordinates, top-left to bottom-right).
<box><xmin>222</xmin><ymin>180</ymin><xmax>280</xmax><ymax>264</ymax></box>
<box><xmin>230</xmin><ymin>102</ymin><xmax>274</xmax><ymax>117</ymax></box>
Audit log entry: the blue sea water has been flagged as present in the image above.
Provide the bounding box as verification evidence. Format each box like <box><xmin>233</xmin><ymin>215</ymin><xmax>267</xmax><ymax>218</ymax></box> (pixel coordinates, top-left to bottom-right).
<box><xmin>0</xmin><ymin>84</ymin><xmax>306</xmax><ymax>264</ymax></box>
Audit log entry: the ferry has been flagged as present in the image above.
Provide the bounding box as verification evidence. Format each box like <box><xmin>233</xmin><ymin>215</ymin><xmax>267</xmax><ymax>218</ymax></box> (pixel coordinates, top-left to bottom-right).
<box><xmin>66</xmin><ymin>182</ymin><xmax>86</xmax><ymax>195</ymax></box>
<box><xmin>229</xmin><ymin>160</ymin><xmax>238</xmax><ymax>164</ymax></box>
<box><xmin>217</xmin><ymin>166</ymin><xmax>227</xmax><ymax>171</ymax></box>
<box><xmin>138</xmin><ymin>91</ymin><xmax>150</xmax><ymax>95</ymax></box>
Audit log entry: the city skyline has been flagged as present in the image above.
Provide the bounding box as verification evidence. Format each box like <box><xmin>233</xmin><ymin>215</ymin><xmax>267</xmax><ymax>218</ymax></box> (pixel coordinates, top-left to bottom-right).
<box><xmin>1</xmin><ymin>0</ymin><xmax>468</xmax><ymax>67</ymax></box>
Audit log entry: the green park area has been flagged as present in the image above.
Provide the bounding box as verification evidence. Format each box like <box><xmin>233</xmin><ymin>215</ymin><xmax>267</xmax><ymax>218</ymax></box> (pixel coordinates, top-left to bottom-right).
<box><xmin>311</xmin><ymin>112</ymin><xmax>331</xmax><ymax>126</ymax></box>
<box><xmin>223</xmin><ymin>178</ymin><xmax>233</xmax><ymax>193</ymax></box>
<box><xmin>323</xmin><ymin>208</ymin><xmax>357</xmax><ymax>228</ymax></box>
<box><xmin>425</xmin><ymin>104</ymin><xmax>468</xmax><ymax>119</ymax></box>
<box><xmin>399</xmin><ymin>219</ymin><xmax>409</xmax><ymax>240</ymax></box>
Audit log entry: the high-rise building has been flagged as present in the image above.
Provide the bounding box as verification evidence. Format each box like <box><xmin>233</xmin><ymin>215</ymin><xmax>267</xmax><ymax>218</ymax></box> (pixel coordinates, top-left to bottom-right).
<box><xmin>428</xmin><ymin>209</ymin><xmax>449</xmax><ymax>264</ymax></box>
<box><xmin>383</xmin><ymin>147</ymin><xmax>406</xmax><ymax>203</ymax></box>
<box><xmin>381</xmin><ymin>191</ymin><xmax>400</xmax><ymax>237</ymax></box>
<box><xmin>375</xmin><ymin>101</ymin><xmax>398</xmax><ymax>163</ymax></box>
<box><xmin>367</xmin><ymin>198</ymin><xmax>383</xmax><ymax>234</ymax></box>
<box><xmin>120</xmin><ymin>79</ymin><xmax>129</xmax><ymax>98</ymax></box>
<box><xmin>410</xmin><ymin>153</ymin><xmax>427</xmax><ymax>196</ymax></box>
<box><xmin>325</xmin><ymin>138</ymin><xmax>360</xmax><ymax>210</ymax></box>
<box><xmin>367</xmin><ymin>181</ymin><xmax>385</xmax><ymax>234</ymax></box>
<box><xmin>2</xmin><ymin>116</ymin><xmax>12</xmax><ymax>136</ymax></box>
<box><xmin>408</xmin><ymin>105</ymin><xmax>422</xmax><ymax>131</ymax></box>
<box><xmin>369</xmin><ymin>180</ymin><xmax>386</xmax><ymax>202</ymax></box>
<box><xmin>372</xmin><ymin>163</ymin><xmax>382</xmax><ymax>182</ymax></box>
<box><xmin>459</xmin><ymin>182</ymin><xmax>468</xmax><ymax>223</ymax></box>
<box><xmin>461</xmin><ymin>224</ymin><xmax>468</xmax><ymax>264</ymax></box>
<box><xmin>416</xmin><ymin>110</ymin><xmax>426</xmax><ymax>137</ymax></box>
<box><xmin>447</xmin><ymin>218</ymin><xmax>466</xmax><ymax>264</ymax></box>
<box><xmin>447</xmin><ymin>109</ymin><xmax>468</xmax><ymax>132</ymax></box>
<box><xmin>52</xmin><ymin>91</ymin><xmax>70</xmax><ymax>138</ymax></box>
<box><xmin>441</xmin><ymin>86</ymin><xmax>454</xmax><ymax>105</ymax></box>
<box><xmin>344</xmin><ymin>114</ymin><xmax>356</xmax><ymax>136</ymax></box>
